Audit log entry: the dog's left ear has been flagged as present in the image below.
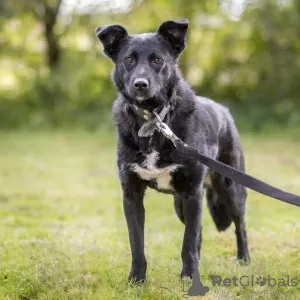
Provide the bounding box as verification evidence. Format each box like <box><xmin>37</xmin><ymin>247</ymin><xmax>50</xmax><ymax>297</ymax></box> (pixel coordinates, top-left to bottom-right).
<box><xmin>95</xmin><ymin>24</ymin><xmax>128</xmax><ymax>62</ymax></box>
<box><xmin>157</xmin><ymin>19</ymin><xmax>189</xmax><ymax>57</ymax></box>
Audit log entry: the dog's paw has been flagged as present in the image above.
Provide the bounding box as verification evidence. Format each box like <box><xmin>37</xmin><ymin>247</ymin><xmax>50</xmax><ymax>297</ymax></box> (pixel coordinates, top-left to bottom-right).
<box><xmin>237</xmin><ymin>255</ymin><xmax>250</xmax><ymax>266</ymax></box>
<box><xmin>180</xmin><ymin>270</ymin><xmax>193</xmax><ymax>279</ymax></box>
<box><xmin>181</xmin><ymin>263</ymin><xmax>200</xmax><ymax>279</ymax></box>
<box><xmin>128</xmin><ymin>273</ymin><xmax>146</xmax><ymax>284</ymax></box>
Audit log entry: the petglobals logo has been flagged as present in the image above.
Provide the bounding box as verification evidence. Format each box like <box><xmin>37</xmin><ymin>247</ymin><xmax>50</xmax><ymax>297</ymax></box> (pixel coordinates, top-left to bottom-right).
<box><xmin>212</xmin><ymin>275</ymin><xmax>298</xmax><ymax>287</ymax></box>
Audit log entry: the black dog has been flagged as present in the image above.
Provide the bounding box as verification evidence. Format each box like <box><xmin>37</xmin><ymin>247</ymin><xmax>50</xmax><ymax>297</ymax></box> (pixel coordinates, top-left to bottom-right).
<box><xmin>95</xmin><ymin>19</ymin><xmax>250</xmax><ymax>283</ymax></box>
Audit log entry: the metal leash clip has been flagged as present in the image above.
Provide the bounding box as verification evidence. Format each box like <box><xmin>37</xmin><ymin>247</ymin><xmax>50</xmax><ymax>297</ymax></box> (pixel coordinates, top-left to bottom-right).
<box><xmin>153</xmin><ymin>111</ymin><xmax>178</xmax><ymax>145</ymax></box>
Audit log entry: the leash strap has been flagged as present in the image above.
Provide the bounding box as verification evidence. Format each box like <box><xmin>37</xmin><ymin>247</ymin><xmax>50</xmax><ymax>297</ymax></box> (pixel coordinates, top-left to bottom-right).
<box><xmin>129</xmin><ymin>104</ymin><xmax>300</xmax><ymax>207</ymax></box>
<box><xmin>155</xmin><ymin>121</ymin><xmax>300</xmax><ymax>207</ymax></box>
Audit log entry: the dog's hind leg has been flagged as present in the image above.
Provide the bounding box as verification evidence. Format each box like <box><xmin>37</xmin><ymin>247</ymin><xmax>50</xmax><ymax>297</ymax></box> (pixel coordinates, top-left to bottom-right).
<box><xmin>206</xmin><ymin>139</ymin><xmax>250</xmax><ymax>263</ymax></box>
<box><xmin>207</xmin><ymin>172</ymin><xmax>250</xmax><ymax>262</ymax></box>
<box><xmin>233</xmin><ymin>214</ymin><xmax>250</xmax><ymax>263</ymax></box>
<box><xmin>174</xmin><ymin>195</ymin><xmax>185</xmax><ymax>224</ymax></box>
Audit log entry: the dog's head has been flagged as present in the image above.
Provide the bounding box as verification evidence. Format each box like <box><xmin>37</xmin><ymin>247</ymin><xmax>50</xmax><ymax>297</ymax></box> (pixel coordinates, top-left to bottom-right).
<box><xmin>95</xmin><ymin>19</ymin><xmax>188</xmax><ymax>105</ymax></box>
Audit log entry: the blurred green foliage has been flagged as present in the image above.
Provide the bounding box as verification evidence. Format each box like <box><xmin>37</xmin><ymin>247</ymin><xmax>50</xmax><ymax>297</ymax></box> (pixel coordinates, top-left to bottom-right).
<box><xmin>0</xmin><ymin>0</ymin><xmax>300</xmax><ymax>130</ymax></box>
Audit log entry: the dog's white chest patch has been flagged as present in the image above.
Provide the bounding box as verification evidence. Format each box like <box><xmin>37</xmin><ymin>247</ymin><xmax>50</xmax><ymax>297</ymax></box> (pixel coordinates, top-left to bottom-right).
<box><xmin>131</xmin><ymin>151</ymin><xmax>180</xmax><ymax>191</ymax></box>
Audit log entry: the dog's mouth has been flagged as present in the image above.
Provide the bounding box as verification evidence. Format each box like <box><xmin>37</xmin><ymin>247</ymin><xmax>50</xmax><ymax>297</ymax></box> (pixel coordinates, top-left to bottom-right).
<box><xmin>127</xmin><ymin>91</ymin><xmax>155</xmax><ymax>104</ymax></box>
<box><xmin>135</xmin><ymin>95</ymin><xmax>148</xmax><ymax>102</ymax></box>
<box><xmin>125</xmin><ymin>88</ymin><xmax>166</xmax><ymax>110</ymax></box>
<box><xmin>124</xmin><ymin>92</ymin><xmax>163</xmax><ymax>111</ymax></box>
<box><xmin>130</xmin><ymin>89</ymin><xmax>154</xmax><ymax>102</ymax></box>
<box><xmin>125</xmin><ymin>88</ymin><xmax>150</xmax><ymax>102</ymax></box>
<box><xmin>136</xmin><ymin>97</ymin><xmax>166</xmax><ymax>112</ymax></box>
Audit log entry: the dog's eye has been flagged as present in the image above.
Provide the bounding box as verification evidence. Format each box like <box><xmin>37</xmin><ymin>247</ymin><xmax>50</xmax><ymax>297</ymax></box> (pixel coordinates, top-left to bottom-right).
<box><xmin>124</xmin><ymin>57</ymin><xmax>135</xmax><ymax>64</ymax></box>
<box><xmin>153</xmin><ymin>58</ymin><xmax>163</xmax><ymax>64</ymax></box>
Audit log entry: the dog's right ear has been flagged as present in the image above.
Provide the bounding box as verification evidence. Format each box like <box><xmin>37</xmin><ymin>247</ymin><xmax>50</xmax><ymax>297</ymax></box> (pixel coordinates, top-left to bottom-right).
<box><xmin>95</xmin><ymin>25</ymin><xmax>128</xmax><ymax>62</ymax></box>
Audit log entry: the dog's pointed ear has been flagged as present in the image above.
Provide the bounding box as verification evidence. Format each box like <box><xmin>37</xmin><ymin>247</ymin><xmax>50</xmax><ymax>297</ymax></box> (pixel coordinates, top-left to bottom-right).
<box><xmin>157</xmin><ymin>19</ymin><xmax>188</xmax><ymax>57</ymax></box>
<box><xmin>95</xmin><ymin>24</ymin><xmax>128</xmax><ymax>61</ymax></box>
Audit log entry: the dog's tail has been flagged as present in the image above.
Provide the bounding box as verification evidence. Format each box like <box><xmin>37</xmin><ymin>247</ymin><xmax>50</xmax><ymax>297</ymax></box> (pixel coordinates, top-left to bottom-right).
<box><xmin>206</xmin><ymin>185</ymin><xmax>233</xmax><ymax>232</ymax></box>
<box><xmin>174</xmin><ymin>176</ymin><xmax>234</xmax><ymax>231</ymax></box>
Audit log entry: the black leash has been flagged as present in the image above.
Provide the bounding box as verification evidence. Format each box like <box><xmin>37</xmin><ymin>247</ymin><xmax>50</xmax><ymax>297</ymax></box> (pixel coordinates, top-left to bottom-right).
<box><xmin>129</xmin><ymin>104</ymin><xmax>300</xmax><ymax>207</ymax></box>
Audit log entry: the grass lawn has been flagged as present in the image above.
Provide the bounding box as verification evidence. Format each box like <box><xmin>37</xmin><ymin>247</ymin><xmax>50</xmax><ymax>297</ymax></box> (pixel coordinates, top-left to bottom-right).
<box><xmin>0</xmin><ymin>130</ymin><xmax>299</xmax><ymax>300</ymax></box>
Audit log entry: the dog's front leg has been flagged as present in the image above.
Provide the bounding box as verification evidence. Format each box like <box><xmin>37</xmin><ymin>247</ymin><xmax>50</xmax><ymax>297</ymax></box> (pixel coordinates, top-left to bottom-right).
<box><xmin>180</xmin><ymin>186</ymin><xmax>203</xmax><ymax>278</ymax></box>
<box><xmin>121</xmin><ymin>173</ymin><xmax>147</xmax><ymax>283</ymax></box>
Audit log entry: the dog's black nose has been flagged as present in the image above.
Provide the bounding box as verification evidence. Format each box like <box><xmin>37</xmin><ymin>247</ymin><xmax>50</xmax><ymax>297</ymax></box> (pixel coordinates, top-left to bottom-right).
<box><xmin>133</xmin><ymin>78</ymin><xmax>149</xmax><ymax>90</ymax></box>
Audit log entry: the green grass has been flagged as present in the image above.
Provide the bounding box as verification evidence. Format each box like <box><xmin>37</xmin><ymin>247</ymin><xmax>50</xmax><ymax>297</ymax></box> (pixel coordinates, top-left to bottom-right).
<box><xmin>0</xmin><ymin>130</ymin><xmax>300</xmax><ymax>300</ymax></box>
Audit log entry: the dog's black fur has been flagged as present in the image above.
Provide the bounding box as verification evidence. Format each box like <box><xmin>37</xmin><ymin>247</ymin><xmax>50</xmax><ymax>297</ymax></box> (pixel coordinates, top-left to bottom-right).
<box><xmin>96</xmin><ymin>19</ymin><xmax>250</xmax><ymax>283</ymax></box>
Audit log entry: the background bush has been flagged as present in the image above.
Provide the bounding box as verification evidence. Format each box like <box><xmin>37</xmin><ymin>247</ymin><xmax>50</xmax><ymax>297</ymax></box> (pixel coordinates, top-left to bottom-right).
<box><xmin>0</xmin><ymin>0</ymin><xmax>300</xmax><ymax>130</ymax></box>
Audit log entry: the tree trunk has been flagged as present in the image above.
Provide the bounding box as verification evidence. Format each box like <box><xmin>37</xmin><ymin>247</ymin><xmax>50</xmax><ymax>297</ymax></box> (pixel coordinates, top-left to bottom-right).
<box><xmin>43</xmin><ymin>0</ymin><xmax>62</xmax><ymax>71</ymax></box>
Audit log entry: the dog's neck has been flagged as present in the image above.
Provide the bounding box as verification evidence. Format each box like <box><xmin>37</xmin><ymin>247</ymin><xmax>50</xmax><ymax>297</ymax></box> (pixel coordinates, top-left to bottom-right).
<box><xmin>113</xmin><ymin>78</ymin><xmax>196</xmax><ymax>153</ymax></box>
<box><xmin>123</xmin><ymin>86</ymin><xmax>177</xmax><ymax>113</ymax></box>
<box><xmin>120</xmin><ymin>77</ymin><xmax>195</xmax><ymax>124</ymax></box>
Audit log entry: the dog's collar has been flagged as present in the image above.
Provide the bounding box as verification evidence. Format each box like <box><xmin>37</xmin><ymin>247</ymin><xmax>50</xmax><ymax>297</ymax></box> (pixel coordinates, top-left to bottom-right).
<box><xmin>128</xmin><ymin>104</ymin><xmax>155</xmax><ymax>121</ymax></box>
<box><xmin>128</xmin><ymin>103</ymin><xmax>171</xmax><ymax>137</ymax></box>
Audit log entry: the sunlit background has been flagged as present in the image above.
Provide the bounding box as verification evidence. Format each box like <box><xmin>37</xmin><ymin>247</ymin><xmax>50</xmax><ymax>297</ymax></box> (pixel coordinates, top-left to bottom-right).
<box><xmin>1</xmin><ymin>0</ymin><xmax>300</xmax><ymax>130</ymax></box>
